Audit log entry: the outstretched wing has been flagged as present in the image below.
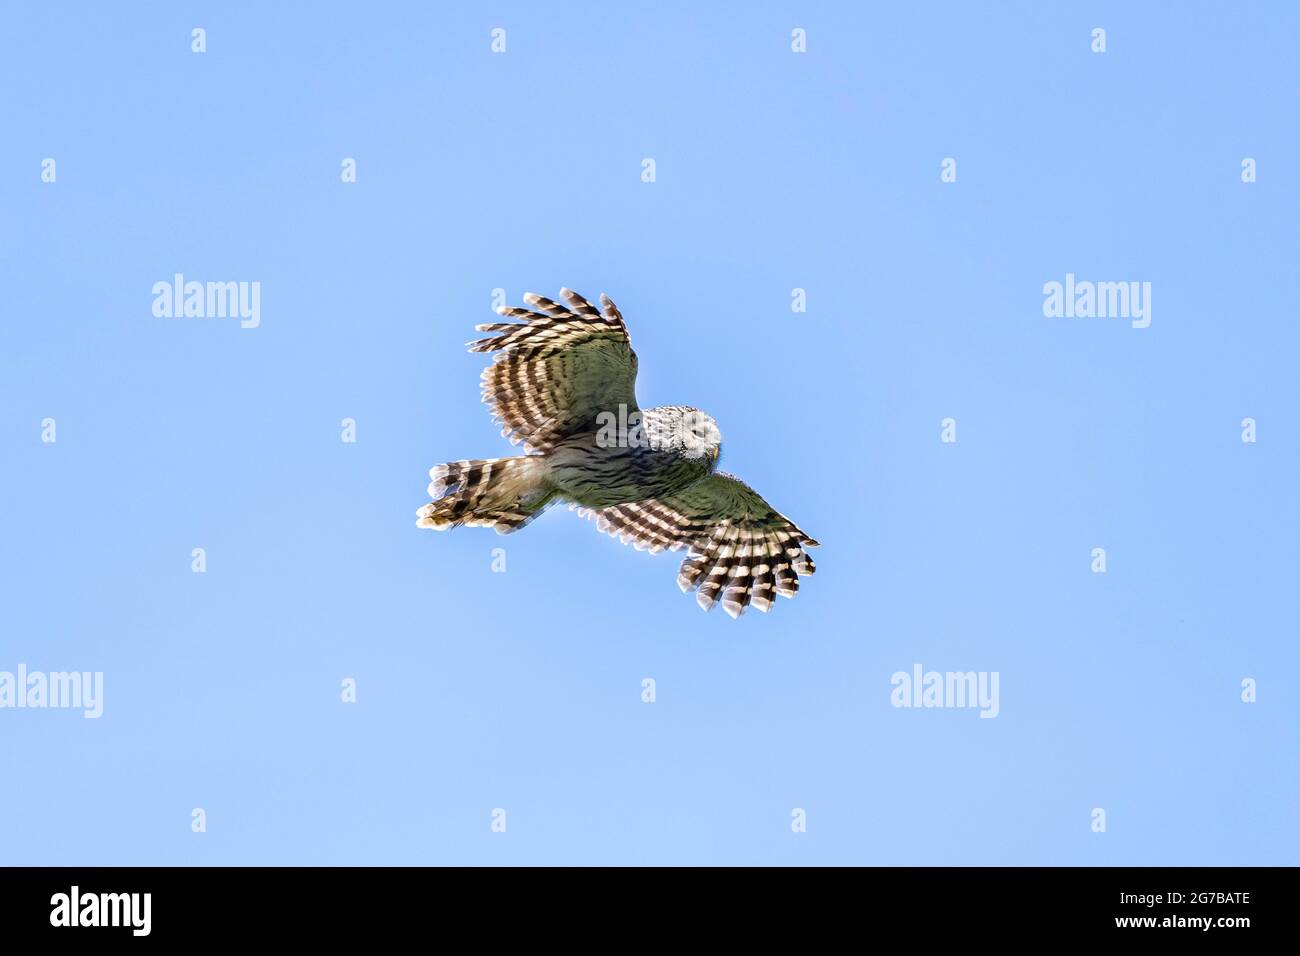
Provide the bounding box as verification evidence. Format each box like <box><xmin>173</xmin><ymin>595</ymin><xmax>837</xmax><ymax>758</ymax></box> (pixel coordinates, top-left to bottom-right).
<box><xmin>469</xmin><ymin>289</ymin><xmax>637</xmax><ymax>454</ymax></box>
<box><xmin>578</xmin><ymin>473</ymin><xmax>819</xmax><ymax>618</ymax></box>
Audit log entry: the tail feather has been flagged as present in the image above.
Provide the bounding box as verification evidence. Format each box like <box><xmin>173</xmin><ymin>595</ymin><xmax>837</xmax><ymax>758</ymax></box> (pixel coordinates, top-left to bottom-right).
<box><xmin>416</xmin><ymin>456</ymin><xmax>552</xmax><ymax>534</ymax></box>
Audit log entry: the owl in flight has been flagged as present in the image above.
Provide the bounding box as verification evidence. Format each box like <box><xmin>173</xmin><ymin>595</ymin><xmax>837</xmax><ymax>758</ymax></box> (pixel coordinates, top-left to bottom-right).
<box><xmin>416</xmin><ymin>289</ymin><xmax>819</xmax><ymax>618</ymax></box>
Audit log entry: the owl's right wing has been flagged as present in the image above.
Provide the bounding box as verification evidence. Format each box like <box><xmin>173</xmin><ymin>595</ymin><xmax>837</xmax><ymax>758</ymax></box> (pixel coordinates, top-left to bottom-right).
<box><xmin>578</xmin><ymin>472</ymin><xmax>819</xmax><ymax>618</ymax></box>
<box><xmin>469</xmin><ymin>289</ymin><xmax>638</xmax><ymax>454</ymax></box>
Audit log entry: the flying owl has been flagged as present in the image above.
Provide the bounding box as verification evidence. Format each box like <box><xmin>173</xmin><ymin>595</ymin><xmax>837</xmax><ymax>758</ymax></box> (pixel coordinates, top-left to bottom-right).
<box><xmin>416</xmin><ymin>288</ymin><xmax>819</xmax><ymax>618</ymax></box>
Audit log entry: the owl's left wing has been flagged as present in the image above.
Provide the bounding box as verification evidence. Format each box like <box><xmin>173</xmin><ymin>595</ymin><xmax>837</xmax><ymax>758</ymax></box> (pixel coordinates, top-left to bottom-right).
<box><xmin>469</xmin><ymin>289</ymin><xmax>638</xmax><ymax>454</ymax></box>
<box><xmin>578</xmin><ymin>473</ymin><xmax>819</xmax><ymax>618</ymax></box>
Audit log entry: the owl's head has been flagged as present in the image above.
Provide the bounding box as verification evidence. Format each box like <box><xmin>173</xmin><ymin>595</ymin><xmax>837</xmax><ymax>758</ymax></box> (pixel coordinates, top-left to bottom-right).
<box><xmin>643</xmin><ymin>405</ymin><xmax>722</xmax><ymax>467</ymax></box>
<box><xmin>675</xmin><ymin>407</ymin><xmax>722</xmax><ymax>467</ymax></box>
<box><xmin>688</xmin><ymin>412</ymin><xmax>722</xmax><ymax>468</ymax></box>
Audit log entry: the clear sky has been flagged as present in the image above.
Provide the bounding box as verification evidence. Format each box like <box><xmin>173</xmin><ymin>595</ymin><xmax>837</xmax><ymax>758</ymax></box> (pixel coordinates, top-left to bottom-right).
<box><xmin>1</xmin><ymin>2</ymin><xmax>1296</xmax><ymax>865</ymax></box>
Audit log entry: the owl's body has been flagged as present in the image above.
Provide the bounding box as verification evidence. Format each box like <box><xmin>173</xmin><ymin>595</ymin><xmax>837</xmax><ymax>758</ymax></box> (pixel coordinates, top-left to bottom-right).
<box><xmin>546</xmin><ymin>406</ymin><xmax>716</xmax><ymax>509</ymax></box>
<box><xmin>417</xmin><ymin>289</ymin><xmax>818</xmax><ymax>618</ymax></box>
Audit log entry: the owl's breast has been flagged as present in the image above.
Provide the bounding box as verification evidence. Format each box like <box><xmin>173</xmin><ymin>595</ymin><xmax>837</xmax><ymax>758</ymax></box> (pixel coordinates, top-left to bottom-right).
<box><xmin>547</xmin><ymin>436</ymin><xmax>709</xmax><ymax>508</ymax></box>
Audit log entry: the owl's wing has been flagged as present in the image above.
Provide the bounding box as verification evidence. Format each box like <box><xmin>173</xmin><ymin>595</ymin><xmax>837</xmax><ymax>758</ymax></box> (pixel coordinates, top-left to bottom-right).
<box><xmin>577</xmin><ymin>472</ymin><xmax>819</xmax><ymax>618</ymax></box>
<box><xmin>469</xmin><ymin>289</ymin><xmax>638</xmax><ymax>454</ymax></box>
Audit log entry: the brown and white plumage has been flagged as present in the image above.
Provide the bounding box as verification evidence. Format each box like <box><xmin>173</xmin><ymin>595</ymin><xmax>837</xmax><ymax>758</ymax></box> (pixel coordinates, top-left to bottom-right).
<box><xmin>418</xmin><ymin>289</ymin><xmax>820</xmax><ymax>618</ymax></box>
<box><xmin>471</xmin><ymin>289</ymin><xmax>637</xmax><ymax>454</ymax></box>
<box><xmin>575</xmin><ymin>474</ymin><xmax>819</xmax><ymax>617</ymax></box>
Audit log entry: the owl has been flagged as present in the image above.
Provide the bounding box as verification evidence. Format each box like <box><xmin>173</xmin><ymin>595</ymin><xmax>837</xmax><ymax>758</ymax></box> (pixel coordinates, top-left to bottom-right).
<box><xmin>416</xmin><ymin>289</ymin><xmax>819</xmax><ymax>618</ymax></box>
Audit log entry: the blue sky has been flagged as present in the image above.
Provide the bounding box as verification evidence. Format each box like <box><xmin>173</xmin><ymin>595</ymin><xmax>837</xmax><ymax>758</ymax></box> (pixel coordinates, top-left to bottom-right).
<box><xmin>1</xmin><ymin>2</ymin><xmax>1296</xmax><ymax>865</ymax></box>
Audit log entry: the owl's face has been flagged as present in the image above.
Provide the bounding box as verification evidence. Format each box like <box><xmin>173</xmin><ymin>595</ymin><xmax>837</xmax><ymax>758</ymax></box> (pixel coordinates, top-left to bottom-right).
<box><xmin>639</xmin><ymin>405</ymin><xmax>722</xmax><ymax>466</ymax></box>
<box><xmin>680</xmin><ymin>410</ymin><xmax>722</xmax><ymax>467</ymax></box>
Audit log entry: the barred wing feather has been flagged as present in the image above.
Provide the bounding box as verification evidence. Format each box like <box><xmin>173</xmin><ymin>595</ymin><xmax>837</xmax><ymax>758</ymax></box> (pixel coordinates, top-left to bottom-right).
<box><xmin>577</xmin><ymin>473</ymin><xmax>819</xmax><ymax>618</ymax></box>
<box><xmin>469</xmin><ymin>289</ymin><xmax>638</xmax><ymax>454</ymax></box>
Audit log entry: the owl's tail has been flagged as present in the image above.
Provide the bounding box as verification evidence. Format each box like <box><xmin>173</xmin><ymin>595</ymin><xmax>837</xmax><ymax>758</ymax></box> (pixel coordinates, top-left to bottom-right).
<box><xmin>415</xmin><ymin>456</ymin><xmax>554</xmax><ymax>534</ymax></box>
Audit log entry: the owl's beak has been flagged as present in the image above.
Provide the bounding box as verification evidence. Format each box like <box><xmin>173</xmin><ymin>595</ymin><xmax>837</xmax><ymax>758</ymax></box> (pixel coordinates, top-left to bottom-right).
<box><xmin>708</xmin><ymin>446</ymin><xmax>720</xmax><ymax>466</ymax></box>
